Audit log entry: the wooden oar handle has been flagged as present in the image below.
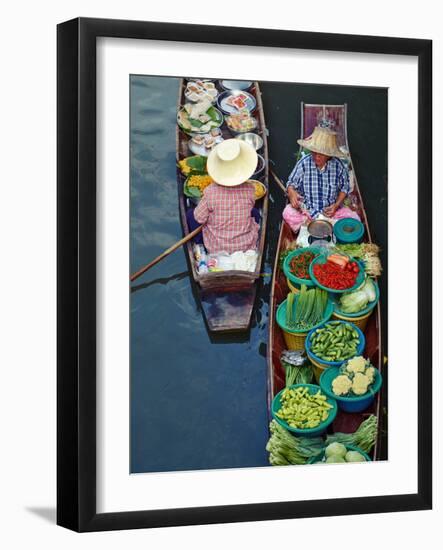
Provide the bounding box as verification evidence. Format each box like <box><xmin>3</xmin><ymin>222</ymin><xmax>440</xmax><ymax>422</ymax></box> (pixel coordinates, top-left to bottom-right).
<box><xmin>130</xmin><ymin>225</ymin><xmax>203</xmax><ymax>282</ymax></box>
<box><xmin>270</xmin><ymin>168</ymin><xmax>287</xmax><ymax>194</ymax></box>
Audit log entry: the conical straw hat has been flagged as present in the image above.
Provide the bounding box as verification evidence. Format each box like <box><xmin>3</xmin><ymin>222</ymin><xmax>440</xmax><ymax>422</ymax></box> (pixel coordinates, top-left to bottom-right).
<box><xmin>297</xmin><ymin>126</ymin><xmax>345</xmax><ymax>158</ymax></box>
<box><xmin>207</xmin><ymin>139</ymin><xmax>258</xmax><ymax>187</ymax></box>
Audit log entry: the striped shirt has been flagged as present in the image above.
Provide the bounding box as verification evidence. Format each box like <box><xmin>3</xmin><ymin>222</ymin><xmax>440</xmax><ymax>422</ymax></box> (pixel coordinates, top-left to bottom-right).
<box><xmin>286</xmin><ymin>154</ymin><xmax>350</xmax><ymax>217</ymax></box>
<box><xmin>194</xmin><ymin>182</ymin><xmax>259</xmax><ymax>254</ymax></box>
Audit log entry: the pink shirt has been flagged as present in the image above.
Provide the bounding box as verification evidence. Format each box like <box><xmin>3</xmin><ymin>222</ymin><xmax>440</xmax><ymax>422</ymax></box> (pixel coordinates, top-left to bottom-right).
<box><xmin>194</xmin><ymin>182</ymin><xmax>259</xmax><ymax>254</ymax></box>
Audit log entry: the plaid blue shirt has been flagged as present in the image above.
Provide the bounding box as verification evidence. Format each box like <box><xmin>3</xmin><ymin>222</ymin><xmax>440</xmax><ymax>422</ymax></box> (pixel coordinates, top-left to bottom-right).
<box><xmin>286</xmin><ymin>154</ymin><xmax>350</xmax><ymax>217</ymax></box>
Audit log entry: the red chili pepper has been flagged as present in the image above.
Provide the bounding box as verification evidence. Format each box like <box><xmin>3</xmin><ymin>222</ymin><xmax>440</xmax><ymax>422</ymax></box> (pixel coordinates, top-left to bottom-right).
<box><xmin>313</xmin><ymin>262</ymin><xmax>359</xmax><ymax>289</ymax></box>
<box><xmin>290</xmin><ymin>252</ymin><xmax>318</xmax><ymax>280</ymax></box>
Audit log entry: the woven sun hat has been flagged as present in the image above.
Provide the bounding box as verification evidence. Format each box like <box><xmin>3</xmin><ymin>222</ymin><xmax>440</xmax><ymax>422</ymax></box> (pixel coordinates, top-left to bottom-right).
<box><xmin>207</xmin><ymin>139</ymin><xmax>258</xmax><ymax>187</ymax></box>
<box><xmin>297</xmin><ymin>126</ymin><xmax>345</xmax><ymax>158</ymax></box>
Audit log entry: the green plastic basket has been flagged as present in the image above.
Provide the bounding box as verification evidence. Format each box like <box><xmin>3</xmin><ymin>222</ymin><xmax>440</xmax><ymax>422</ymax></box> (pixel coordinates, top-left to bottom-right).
<box><xmin>276</xmin><ymin>294</ymin><xmax>334</xmax><ymax>334</ymax></box>
<box><xmin>283</xmin><ymin>247</ymin><xmax>323</xmax><ymax>288</ymax></box>
<box><xmin>309</xmin><ymin>255</ymin><xmax>366</xmax><ymax>294</ymax></box>
<box><xmin>271</xmin><ymin>384</ymin><xmax>338</xmax><ymax>437</ymax></box>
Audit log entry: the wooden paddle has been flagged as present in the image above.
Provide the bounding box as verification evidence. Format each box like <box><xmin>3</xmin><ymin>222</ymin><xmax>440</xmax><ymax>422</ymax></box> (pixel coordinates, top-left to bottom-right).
<box><xmin>270</xmin><ymin>168</ymin><xmax>287</xmax><ymax>194</ymax></box>
<box><xmin>130</xmin><ymin>225</ymin><xmax>203</xmax><ymax>282</ymax></box>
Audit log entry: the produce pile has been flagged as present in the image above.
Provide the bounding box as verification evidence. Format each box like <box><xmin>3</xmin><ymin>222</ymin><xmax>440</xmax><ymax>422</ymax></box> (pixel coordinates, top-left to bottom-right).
<box><xmin>266</xmin><ymin>420</ymin><xmax>324</xmax><ymax>465</ymax></box>
<box><xmin>266</xmin><ymin>415</ymin><xmax>378</xmax><ymax>466</ymax></box>
<box><xmin>309</xmin><ymin>321</ymin><xmax>360</xmax><ymax>362</ymax></box>
<box><xmin>312</xmin><ymin>254</ymin><xmax>360</xmax><ymax>290</ymax></box>
<box><xmin>275</xmin><ymin>386</ymin><xmax>334</xmax><ymax>429</ymax></box>
<box><xmin>335</xmin><ymin>243</ymin><xmax>382</xmax><ymax>278</ymax></box>
<box><xmin>281</xmin><ymin>350</ymin><xmax>314</xmax><ymax>386</ymax></box>
<box><xmin>339</xmin><ymin>276</ymin><xmax>377</xmax><ymax>314</ymax></box>
<box><xmin>331</xmin><ymin>356</ymin><xmax>377</xmax><ymax>397</ymax></box>
<box><xmin>325</xmin><ymin>414</ymin><xmax>378</xmax><ymax>453</ymax></box>
<box><xmin>321</xmin><ymin>442</ymin><xmax>367</xmax><ymax>463</ymax></box>
<box><xmin>186</xmin><ymin>174</ymin><xmax>213</xmax><ymax>194</ymax></box>
<box><xmin>178</xmin><ymin>155</ymin><xmax>207</xmax><ymax>176</ymax></box>
<box><xmin>289</xmin><ymin>250</ymin><xmax>318</xmax><ymax>279</ymax></box>
<box><xmin>286</xmin><ymin>285</ymin><xmax>328</xmax><ymax>331</ymax></box>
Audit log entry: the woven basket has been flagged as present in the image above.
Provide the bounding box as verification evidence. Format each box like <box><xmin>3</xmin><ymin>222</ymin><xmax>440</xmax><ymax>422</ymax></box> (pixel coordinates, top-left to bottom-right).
<box><xmin>332</xmin><ymin>308</ymin><xmax>373</xmax><ymax>332</ymax></box>
<box><xmin>309</xmin><ymin>354</ymin><xmax>330</xmax><ymax>384</ymax></box>
<box><xmin>282</xmin><ymin>329</ymin><xmax>308</xmax><ymax>351</ymax></box>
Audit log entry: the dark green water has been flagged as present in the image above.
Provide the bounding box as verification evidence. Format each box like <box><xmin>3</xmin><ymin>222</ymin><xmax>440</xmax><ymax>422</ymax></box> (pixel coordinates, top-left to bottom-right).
<box><xmin>130</xmin><ymin>76</ymin><xmax>387</xmax><ymax>473</ymax></box>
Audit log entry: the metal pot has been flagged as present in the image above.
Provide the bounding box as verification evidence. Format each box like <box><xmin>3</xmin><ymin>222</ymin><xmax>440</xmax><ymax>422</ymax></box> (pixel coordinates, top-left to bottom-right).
<box><xmin>307</xmin><ymin>220</ymin><xmax>333</xmax><ymax>244</ymax></box>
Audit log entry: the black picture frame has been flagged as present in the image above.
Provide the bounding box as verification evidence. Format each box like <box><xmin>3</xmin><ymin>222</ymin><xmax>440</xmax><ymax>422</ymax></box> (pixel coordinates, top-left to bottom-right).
<box><xmin>57</xmin><ymin>17</ymin><xmax>432</xmax><ymax>532</ymax></box>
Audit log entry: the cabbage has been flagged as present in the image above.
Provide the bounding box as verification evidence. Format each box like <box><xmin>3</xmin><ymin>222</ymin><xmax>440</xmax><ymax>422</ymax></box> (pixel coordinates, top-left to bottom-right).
<box><xmin>325</xmin><ymin>455</ymin><xmax>346</xmax><ymax>463</ymax></box>
<box><xmin>362</xmin><ymin>277</ymin><xmax>376</xmax><ymax>302</ymax></box>
<box><xmin>339</xmin><ymin>290</ymin><xmax>369</xmax><ymax>313</ymax></box>
<box><xmin>325</xmin><ymin>442</ymin><xmax>347</xmax><ymax>459</ymax></box>
<box><xmin>345</xmin><ymin>450</ymin><xmax>366</xmax><ymax>462</ymax></box>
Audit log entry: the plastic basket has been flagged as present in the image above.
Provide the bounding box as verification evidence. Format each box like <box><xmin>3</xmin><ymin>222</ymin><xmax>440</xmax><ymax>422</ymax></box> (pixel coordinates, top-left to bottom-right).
<box><xmin>333</xmin><ymin>218</ymin><xmax>365</xmax><ymax>244</ymax></box>
<box><xmin>276</xmin><ymin>296</ymin><xmax>334</xmax><ymax>351</ymax></box>
<box><xmin>309</xmin><ymin>255</ymin><xmax>365</xmax><ymax>294</ymax></box>
<box><xmin>283</xmin><ymin>247</ymin><xmax>322</xmax><ymax>289</ymax></box>
<box><xmin>271</xmin><ymin>383</ymin><xmax>338</xmax><ymax>438</ymax></box>
<box><xmin>334</xmin><ymin>281</ymin><xmax>380</xmax><ymax>322</ymax></box>
<box><xmin>308</xmin><ymin>444</ymin><xmax>371</xmax><ymax>463</ymax></box>
<box><xmin>319</xmin><ymin>365</ymin><xmax>382</xmax><ymax>413</ymax></box>
<box><xmin>332</xmin><ymin>309</ymin><xmax>372</xmax><ymax>332</ymax></box>
<box><xmin>305</xmin><ymin>321</ymin><xmax>366</xmax><ymax>383</ymax></box>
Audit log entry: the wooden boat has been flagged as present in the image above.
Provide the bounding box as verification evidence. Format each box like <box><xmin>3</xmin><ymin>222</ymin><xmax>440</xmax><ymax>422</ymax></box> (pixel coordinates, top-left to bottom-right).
<box><xmin>267</xmin><ymin>103</ymin><xmax>384</xmax><ymax>459</ymax></box>
<box><xmin>176</xmin><ymin>79</ymin><xmax>269</xmax><ymax>333</ymax></box>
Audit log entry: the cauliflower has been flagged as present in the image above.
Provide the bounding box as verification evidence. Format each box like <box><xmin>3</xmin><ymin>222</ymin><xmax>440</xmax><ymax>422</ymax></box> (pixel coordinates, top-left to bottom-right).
<box><xmin>365</xmin><ymin>366</ymin><xmax>376</xmax><ymax>384</ymax></box>
<box><xmin>352</xmin><ymin>372</ymin><xmax>370</xmax><ymax>395</ymax></box>
<box><xmin>332</xmin><ymin>374</ymin><xmax>352</xmax><ymax>396</ymax></box>
<box><xmin>346</xmin><ymin>356</ymin><xmax>367</xmax><ymax>374</ymax></box>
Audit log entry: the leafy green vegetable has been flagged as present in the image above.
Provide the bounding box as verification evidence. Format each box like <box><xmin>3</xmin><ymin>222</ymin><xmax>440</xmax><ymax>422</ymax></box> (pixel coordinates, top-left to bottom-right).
<box><xmin>362</xmin><ymin>277</ymin><xmax>376</xmax><ymax>302</ymax></box>
<box><xmin>325</xmin><ymin>415</ymin><xmax>378</xmax><ymax>453</ymax></box>
<box><xmin>207</xmin><ymin>105</ymin><xmax>222</xmax><ymax>122</ymax></box>
<box><xmin>339</xmin><ymin>276</ymin><xmax>377</xmax><ymax>313</ymax></box>
<box><xmin>183</xmin><ymin>181</ymin><xmax>202</xmax><ymax>198</ymax></box>
<box><xmin>283</xmin><ymin>361</ymin><xmax>313</xmax><ymax>386</ymax></box>
<box><xmin>339</xmin><ymin>289</ymin><xmax>369</xmax><ymax>313</ymax></box>
<box><xmin>326</xmin><ymin>455</ymin><xmax>345</xmax><ymax>463</ymax></box>
<box><xmin>325</xmin><ymin>442</ymin><xmax>347</xmax><ymax>459</ymax></box>
<box><xmin>345</xmin><ymin>450</ymin><xmax>366</xmax><ymax>462</ymax></box>
<box><xmin>287</xmin><ymin>285</ymin><xmax>328</xmax><ymax>331</ymax></box>
<box><xmin>185</xmin><ymin>155</ymin><xmax>207</xmax><ymax>172</ymax></box>
<box><xmin>266</xmin><ymin>420</ymin><xmax>324</xmax><ymax>466</ymax></box>
<box><xmin>187</xmin><ymin>117</ymin><xmax>204</xmax><ymax>128</ymax></box>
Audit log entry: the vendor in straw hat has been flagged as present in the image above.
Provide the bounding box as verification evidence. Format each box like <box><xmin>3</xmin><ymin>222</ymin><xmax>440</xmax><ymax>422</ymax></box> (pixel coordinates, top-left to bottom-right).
<box><xmin>283</xmin><ymin>126</ymin><xmax>360</xmax><ymax>233</ymax></box>
<box><xmin>186</xmin><ymin>139</ymin><xmax>260</xmax><ymax>254</ymax></box>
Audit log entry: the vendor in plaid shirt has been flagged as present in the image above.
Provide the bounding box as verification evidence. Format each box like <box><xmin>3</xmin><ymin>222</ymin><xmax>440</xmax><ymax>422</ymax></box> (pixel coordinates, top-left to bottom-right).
<box><xmin>187</xmin><ymin>139</ymin><xmax>260</xmax><ymax>254</ymax></box>
<box><xmin>283</xmin><ymin>126</ymin><xmax>360</xmax><ymax>232</ymax></box>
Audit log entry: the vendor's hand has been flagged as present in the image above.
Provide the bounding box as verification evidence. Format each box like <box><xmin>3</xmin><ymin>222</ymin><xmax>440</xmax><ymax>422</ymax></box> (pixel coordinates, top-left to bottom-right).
<box><xmin>287</xmin><ymin>187</ymin><xmax>301</xmax><ymax>209</ymax></box>
<box><xmin>323</xmin><ymin>203</ymin><xmax>338</xmax><ymax>217</ymax></box>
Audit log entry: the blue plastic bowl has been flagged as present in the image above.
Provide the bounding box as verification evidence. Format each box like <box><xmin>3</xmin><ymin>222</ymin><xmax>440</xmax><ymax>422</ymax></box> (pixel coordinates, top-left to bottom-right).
<box><xmin>333</xmin><ymin>279</ymin><xmax>380</xmax><ymax>318</ymax></box>
<box><xmin>305</xmin><ymin>321</ymin><xmax>366</xmax><ymax>368</ymax></box>
<box><xmin>319</xmin><ymin>365</ymin><xmax>382</xmax><ymax>412</ymax></box>
<box><xmin>308</xmin><ymin>444</ymin><xmax>371</xmax><ymax>464</ymax></box>
<box><xmin>271</xmin><ymin>383</ymin><xmax>338</xmax><ymax>438</ymax></box>
<box><xmin>309</xmin><ymin>255</ymin><xmax>365</xmax><ymax>294</ymax></box>
<box><xmin>283</xmin><ymin>247</ymin><xmax>322</xmax><ymax>288</ymax></box>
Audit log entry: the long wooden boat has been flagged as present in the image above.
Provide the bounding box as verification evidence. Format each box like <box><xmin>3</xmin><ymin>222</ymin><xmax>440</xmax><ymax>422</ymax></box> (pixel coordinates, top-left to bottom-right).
<box><xmin>176</xmin><ymin>79</ymin><xmax>269</xmax><ymax>333</ymax></box>
<box><xmin>267</xmin><ymin>103</ymin><xmax>385</xmax><ymax>460</ymax></box>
